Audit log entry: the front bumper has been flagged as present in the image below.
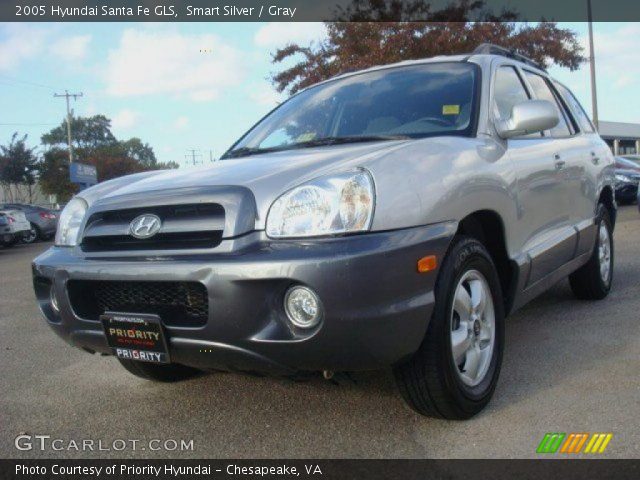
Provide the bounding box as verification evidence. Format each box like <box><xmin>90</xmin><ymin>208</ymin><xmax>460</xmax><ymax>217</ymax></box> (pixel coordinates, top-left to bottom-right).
<box><xmin>32</xmin><ymin>223</ymin><xmax>454</xmax><ymax>374</ymax></box>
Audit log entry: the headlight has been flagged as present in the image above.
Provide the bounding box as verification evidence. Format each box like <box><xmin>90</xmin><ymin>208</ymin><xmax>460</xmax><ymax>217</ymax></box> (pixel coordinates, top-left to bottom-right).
<box><xmin>54</xmin><ymin>197</ymin><xmax>88</xmax><ymax>246</ymax></box>
<box><xmin>266</xmin><ymin>170</ymin><xmax>375</xmax><ymax>238</ymax></box>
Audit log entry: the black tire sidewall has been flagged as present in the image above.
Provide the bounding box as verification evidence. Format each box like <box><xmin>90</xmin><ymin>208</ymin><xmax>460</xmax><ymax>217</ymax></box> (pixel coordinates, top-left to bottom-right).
<box><xmin>434</xmin><ymin>238</ymin><xmax>505</xmax><ymax>409</ymax></box>
<box><xmin>595</xmin><ymin>205</ymin><xmax>614</xmax><ymax>292</ymax></box>
<box><xmin>23</xmin><ymin>223</ymin><xmax>39</xmax><ymax>244</ymax></box>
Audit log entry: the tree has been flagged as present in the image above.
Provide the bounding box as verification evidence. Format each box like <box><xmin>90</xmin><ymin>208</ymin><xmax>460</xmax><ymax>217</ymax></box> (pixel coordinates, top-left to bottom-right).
<box><xmin>41</xmin><ymin>115</ymin><xmax>117</xmax><ymax>155</ymax></box>
<box><xmin>39</xmin><ymin>115</ymin><xmax>178</xmax><ymax>194</ymax></box>
<box><xmin>0</xmin><ymin>133</ymin><xmax>39</xmax><ymax>203</ymax></box>
<box><xmin>271</xmin><ymin>0</ymin><xmax>584</xmax><ymax>94</ymax></box>
<box><xmin>120</xmin><ymin>138</ymin><xmax>158</xmax><ymax>168</ymax></box>
<box><xmin>38</xmin><ymin>148</ymin><xmax>78</xmax><ymax>203</ymax></box>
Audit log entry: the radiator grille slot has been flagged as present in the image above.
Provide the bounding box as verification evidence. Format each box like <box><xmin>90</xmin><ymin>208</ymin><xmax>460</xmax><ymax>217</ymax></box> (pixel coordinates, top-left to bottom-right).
<box><xmin>67</xmin><ymin>280</ymin><xmax>208</xmax><ymax>327</ymax></box>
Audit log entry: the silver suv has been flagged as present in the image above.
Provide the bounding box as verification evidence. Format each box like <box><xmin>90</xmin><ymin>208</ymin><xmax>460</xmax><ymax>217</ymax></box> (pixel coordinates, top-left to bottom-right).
<box><xmin>33</xmin><ymin>45</ymin><xmax>616</xmax><ymax>419</ymax></box>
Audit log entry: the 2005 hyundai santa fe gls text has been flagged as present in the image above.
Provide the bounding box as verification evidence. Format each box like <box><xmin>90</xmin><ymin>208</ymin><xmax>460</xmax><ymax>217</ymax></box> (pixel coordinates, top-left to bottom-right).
<box><xmin>33</xmin><ymin>44</ymin><xmax>616</xmax><ymax>419</ymax></box>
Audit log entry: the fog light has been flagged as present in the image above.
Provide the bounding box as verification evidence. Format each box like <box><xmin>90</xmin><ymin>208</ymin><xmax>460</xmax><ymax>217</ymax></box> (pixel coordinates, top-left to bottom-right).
<box><xmin>284</xmin><ymin>286</ymin><xmax>322</xmax><ymax>328</ymax></box>
<box><xmin>50</xmin><ymin>286</ymin><xmax>59</xmax><ymax>313</ymax></box>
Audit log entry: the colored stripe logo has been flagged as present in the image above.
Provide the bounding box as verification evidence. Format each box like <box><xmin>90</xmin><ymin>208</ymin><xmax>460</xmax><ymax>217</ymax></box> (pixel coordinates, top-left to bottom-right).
<box><xmin>537</xmin><ymin>433</ymin><xmax>613</xmax><ymax>454</ymax></box>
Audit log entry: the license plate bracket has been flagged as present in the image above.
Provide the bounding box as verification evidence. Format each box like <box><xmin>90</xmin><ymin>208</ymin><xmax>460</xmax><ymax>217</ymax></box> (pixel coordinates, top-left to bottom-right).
<box><xmin>100</xmin><ymin>312</ymin><xmax>170</xmax><ymax>364</ymax></box>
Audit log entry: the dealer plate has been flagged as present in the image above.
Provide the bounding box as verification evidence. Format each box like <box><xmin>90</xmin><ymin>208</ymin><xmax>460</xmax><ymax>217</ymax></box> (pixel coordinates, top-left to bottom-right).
<box><xmin>100</xmin><ymin>312</ymin><xmax>170</xmax><ymax>364</ymax></box>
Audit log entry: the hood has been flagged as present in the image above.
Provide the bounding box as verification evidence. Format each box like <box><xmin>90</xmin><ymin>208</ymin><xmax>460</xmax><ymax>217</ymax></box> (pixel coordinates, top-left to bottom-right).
<box><xmin>78</xmin><ymin>140</ymin><xmax>410</xmax><ymax>230</ymax></box>
<box><xmin>78</xmin><ymin>134</ymin><xmax>488</xmax><ymax>236</ymax></box>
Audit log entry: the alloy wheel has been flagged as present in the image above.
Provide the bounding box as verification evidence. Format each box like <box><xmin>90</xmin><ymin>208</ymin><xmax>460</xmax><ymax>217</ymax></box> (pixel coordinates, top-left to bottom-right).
<box><xmin>598</xmin><ymin>223</ymin><xmax>611</xmax><ymax>285</ymax></box>
<box><xmin>450</xmin><ymin>270</ymin><xmax>496</xmax><ymax>387</ymax></box>
<box><xmin>23</xmin><ymin>227</ymin><xmax>37</xmax><ymax>244</ymax></box>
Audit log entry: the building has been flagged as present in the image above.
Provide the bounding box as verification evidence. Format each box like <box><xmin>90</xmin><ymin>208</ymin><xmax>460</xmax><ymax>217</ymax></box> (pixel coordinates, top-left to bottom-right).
<box><xmin>599</xmin><ymin>121</ymin><xmax>640</xmax><ymax>155</ymax></box>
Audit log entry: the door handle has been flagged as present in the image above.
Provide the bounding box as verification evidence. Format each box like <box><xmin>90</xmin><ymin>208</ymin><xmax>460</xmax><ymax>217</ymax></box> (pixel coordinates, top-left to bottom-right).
<box><xmin>591</xmin><ymin>151</ymin><xmax>600</xmax><ymax>165</ymax></box>
<box><xmin>554</xmin><ymin>154</ymin><xmax>565</xmax><ymax>169</ymax></box>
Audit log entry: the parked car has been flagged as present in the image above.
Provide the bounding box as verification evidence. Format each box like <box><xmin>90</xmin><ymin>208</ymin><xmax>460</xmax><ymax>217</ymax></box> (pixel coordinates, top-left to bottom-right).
<box><xmin>0</xmin><ymin>203</ymin><xmax>58</xmax><ymax>243</ymax></box>
<box><xmin>621</xmin><ymin>154</ymin><xmax>640</xmax><ymax>166</ymax></box>
<box><xmin>32</xmin><ymin>44</ymin><xmax>616</xmax><ymax>419</ymax></box>
<box><xmin>614</xmin><ymin>157</ymin><xmax>640</xmax><ymax>204</ymax></box>
<box><xmin>0</xmin><ymin>209</ymin><xmax>31</xmax><ymax>247</ymax></box>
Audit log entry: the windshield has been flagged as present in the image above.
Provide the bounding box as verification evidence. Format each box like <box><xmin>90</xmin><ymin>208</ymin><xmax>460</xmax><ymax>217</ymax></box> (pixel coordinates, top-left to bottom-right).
<box><xmin>224</xmin><ymin>62</ymin><xmax>478</xmax><ymax>158</ymax></box>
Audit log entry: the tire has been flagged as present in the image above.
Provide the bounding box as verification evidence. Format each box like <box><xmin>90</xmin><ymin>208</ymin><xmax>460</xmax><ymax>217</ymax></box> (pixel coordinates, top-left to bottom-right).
<box><xmin>117</xmin><ymin>359</ymin><xmax>201</xmax><ymax>382</ymax></box>
<box><xmin>22</xmin><ymin>223</ymin><xmax>40</xmax><ymax>244</ymax></box>
<box><xmin>569</xmin><ymin>204</ymin><xmax>613</xmax><ymax>300</ymax></box>
<box><xmin>394</xmin><ymin>236</ymin><xmax>505</xmax><ymax>419</ymax></box>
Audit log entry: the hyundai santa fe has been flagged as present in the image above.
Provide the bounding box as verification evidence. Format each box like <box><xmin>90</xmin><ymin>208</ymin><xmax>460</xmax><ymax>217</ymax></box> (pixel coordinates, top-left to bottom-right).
<box><xmin>33</xmin><ymin>44</ymin><xmax>616</xmax><ymax>419</ymax></box>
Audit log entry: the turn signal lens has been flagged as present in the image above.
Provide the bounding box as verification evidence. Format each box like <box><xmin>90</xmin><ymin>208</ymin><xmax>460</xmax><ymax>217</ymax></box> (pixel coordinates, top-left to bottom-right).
<box><xmin>417</xmin><ymin>255</ymin><xmax>437</xmax><ymax>273</ymax></box>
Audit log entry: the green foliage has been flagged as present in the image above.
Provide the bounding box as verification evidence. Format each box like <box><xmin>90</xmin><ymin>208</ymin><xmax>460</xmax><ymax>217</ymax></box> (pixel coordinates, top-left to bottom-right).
<box><xmin>0</xmin><ymin>114</ymin><xmax>178</xmax><ymax>202</ymax></box>
<box><xmin>38</xmin><ymin>148</ymin><xmax>78</xmax><ymax>203</ymax></box>
<box><xmin>41</xmin><ymin>114</ymin><xmax>117</xmax><ymax>152</ymax></box>
<box><xmin>0</xmin><ymin>133</ymin><xmax>39</xmax><ymax>186</ymax></box>
<box><xmin>0</xmin><ymin>133</ymin><xmax>40</xmax><ymax>202</ymax></box>
<box><xmin>37</xmin><ymin>115</ymin><xmax>178</xmax><ymax>197</ymax></box>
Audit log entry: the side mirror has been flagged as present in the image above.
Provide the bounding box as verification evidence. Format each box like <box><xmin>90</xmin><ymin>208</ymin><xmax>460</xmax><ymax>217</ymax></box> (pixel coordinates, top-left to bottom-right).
<box><xmin>496</xmin><ymin>100</ymin><xmax>559</xmax><ymax>139</ymax></box>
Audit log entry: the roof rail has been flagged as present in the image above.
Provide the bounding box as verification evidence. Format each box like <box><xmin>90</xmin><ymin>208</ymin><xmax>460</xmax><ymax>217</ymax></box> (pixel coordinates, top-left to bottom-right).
<box><xmin>472</xmin><ymin>43</ymin><xmax>546</xmax><ymax>71</ymax></box>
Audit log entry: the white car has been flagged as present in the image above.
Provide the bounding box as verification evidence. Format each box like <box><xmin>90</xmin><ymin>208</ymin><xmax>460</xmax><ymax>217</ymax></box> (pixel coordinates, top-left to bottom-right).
<box><xmin>0</xmin><ymin>209</ymin><xmax>31</xmax><ymax>247</ymax></box>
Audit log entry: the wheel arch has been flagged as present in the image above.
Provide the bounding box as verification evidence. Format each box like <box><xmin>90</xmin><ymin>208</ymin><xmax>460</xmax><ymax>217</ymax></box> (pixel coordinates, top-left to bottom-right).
<box><xmin>455</xmin><ymin>210</ymin><xmax>517</xmax><ymax>315</ymax></box>
<box><xmin>598</xmin><ymin>185</ymin><xmax>616</xmax><ymax>230</ymax></box>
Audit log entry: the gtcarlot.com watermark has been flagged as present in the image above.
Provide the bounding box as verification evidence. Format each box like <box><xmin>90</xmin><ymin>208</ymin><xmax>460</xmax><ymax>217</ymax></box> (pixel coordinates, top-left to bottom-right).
<box><xmin>15</xmin><ymin>434</ymin><xmax>194</xmax><ymax>452</ymax></box>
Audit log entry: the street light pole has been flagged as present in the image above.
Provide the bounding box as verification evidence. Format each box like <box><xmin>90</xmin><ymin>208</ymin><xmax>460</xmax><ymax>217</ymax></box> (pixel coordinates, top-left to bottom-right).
<box><xmin>587</xmin><ymin>0</ymin><xmax>599</xmax><ymax>130</ymax></box>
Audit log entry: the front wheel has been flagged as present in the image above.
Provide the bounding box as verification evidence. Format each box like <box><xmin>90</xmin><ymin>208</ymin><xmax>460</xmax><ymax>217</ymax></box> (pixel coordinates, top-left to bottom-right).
<box><xmin>117</xmin><ymin>359</ymin><xmax>201</xmax><ymax>382</ymax></box>
<box><xmin>394</xmin><ymin>236</ymin><xmax>505</xmax><ymax>419</ymax></box>
<box><xmin>569</xmin><ymin>204</ymin><xmax>613</xmax><ymax>300</ymax></box>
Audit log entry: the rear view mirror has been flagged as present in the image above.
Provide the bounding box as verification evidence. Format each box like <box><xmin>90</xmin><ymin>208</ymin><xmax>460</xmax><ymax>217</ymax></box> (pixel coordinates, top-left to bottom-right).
<box><xmin>496</xmin><ymin>100</ymin><xmax>559</xmax><ymax>139</ymax></box>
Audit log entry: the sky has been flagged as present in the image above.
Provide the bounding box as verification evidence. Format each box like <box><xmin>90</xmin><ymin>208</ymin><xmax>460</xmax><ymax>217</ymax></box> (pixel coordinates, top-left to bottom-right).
<box><xmin>0</xmin><ymin>22</ymin><xmax>638</xmax><ymax>167</ymax></box>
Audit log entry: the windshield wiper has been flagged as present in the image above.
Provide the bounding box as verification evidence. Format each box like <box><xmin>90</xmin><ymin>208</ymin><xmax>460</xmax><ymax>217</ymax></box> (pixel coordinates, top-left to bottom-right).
<box><xmin>289</xmin><ymin>135</ymin><xmax>410</xmax><ymax>149</ymax></box>
<box><xmin>221</xmin><ymin>146</ymin><xmax>278</xmax><ymax>159</ymax></box>
<box><xmin>222</xmin><ymin>134</ymin><xmax>410</xmax><ymax>159</ymax></box>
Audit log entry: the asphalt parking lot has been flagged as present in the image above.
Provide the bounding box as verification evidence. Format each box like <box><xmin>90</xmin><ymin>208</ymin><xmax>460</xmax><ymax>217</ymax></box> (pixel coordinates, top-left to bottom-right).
<box><xmin>1</xmin><ymin>206</ymin><xmax>639</xmax><ymax>459</ymax></box>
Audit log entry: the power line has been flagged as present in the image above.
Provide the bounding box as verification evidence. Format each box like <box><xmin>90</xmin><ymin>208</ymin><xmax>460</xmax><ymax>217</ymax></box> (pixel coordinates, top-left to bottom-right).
<box><xmin>0</xmin><ymin>122</ymin><xmax>58</xmax><ymax>126</ymax></box>
<box><xmin>0</xmin><ymin>74</ymin><xmax>59</xmax><ymax>91</ymax></box>
<box><xmin>53</xmin><ymin>90</ymin><xmax>83</xmax><ymax>164</ymax></box>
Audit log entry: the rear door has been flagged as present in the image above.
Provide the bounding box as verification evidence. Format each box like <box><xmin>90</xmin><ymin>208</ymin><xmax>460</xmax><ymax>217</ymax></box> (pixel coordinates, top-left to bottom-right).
<box><xmin>553</xmin><ymin>81</ymin><xmax>607</xmax><ymax>254</ymax></box>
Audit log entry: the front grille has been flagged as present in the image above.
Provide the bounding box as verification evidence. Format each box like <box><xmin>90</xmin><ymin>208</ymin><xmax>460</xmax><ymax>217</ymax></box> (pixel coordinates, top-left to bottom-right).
<box><xmin>81</xmin><ymin>203</ymin><xmax>225</xmax><ymax>252</ymax></box>
<box><xmin>67</xmin><ymin>280</ymin><xmax>208</xmax><ymax>327</ymax></box>
<box><xmin>82</xmin><ymin>231</ymin><xmax>222</xmax><ymax>252</ymax></box>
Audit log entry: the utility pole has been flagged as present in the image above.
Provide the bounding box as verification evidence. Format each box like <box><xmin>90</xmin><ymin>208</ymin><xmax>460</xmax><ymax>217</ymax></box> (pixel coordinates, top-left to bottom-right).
<box><xmin>209</xmin><ymin>150</ymin><xmax>216</xmax><ymax>163</ymax></box>
<box><xmin>53</xmin><ymin>90</ymin><xmax>83</xmax><ymax>163</ymax></box>
<box><xmin>185</xmin><ymin>149</ymin><xmax>202</xmax><ymax>166</ymax></box>
<box><xmin>587</xmin><ymin>0</ymin><xmax>599</xmax><ymax>130</ymax></box>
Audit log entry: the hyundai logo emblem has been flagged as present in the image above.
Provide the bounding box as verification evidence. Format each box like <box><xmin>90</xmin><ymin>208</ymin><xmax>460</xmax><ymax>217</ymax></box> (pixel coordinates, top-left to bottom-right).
<box><xmin>129</xmin><ymin>214</ymin><xmax>162</xmax><ymax>239</ymax></box>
